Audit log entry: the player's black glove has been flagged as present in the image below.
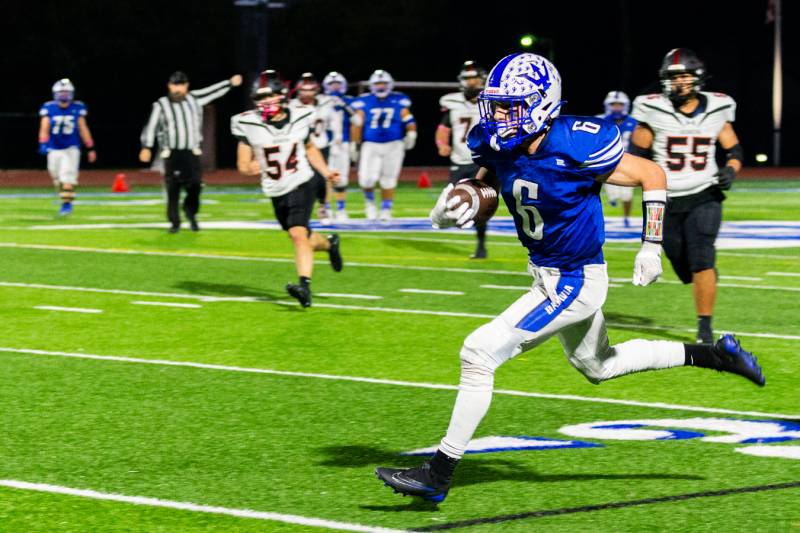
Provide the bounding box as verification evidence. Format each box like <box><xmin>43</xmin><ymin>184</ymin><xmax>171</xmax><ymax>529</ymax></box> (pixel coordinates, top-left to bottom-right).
<box><xmin>715</xmin><ymin>166</ymin><xmax>736</xmax><ymax>190</ymax></box>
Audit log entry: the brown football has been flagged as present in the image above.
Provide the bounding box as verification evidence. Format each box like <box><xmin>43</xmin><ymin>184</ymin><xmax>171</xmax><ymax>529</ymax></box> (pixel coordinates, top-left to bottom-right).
<box><xmin>447</xmin><ymin>180</ymin><xmax>499</xmax><ymax>225</ymax></box>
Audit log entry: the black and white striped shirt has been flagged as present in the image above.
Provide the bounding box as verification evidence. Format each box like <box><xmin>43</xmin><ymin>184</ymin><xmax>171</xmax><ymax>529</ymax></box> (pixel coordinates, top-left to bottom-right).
<box><xmin>141</xmin><ymin>80</ymin><xmax>231</xmax><ymax>151</ymax></box>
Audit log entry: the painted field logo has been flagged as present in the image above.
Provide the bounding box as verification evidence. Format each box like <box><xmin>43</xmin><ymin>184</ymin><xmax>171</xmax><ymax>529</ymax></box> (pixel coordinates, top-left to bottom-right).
<box><xmin>401</xmin><ymin>418</ymin><xmax>800</xmax><ymax>460</ymax></box>
<box><xmin>559</xmin><ymin>418</ymin><xmax>800</xmax><ymax>460</ymax></box>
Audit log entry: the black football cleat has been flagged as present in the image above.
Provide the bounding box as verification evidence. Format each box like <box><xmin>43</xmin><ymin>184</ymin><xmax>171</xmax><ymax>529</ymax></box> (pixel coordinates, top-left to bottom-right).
<box><xmin>286</xmin><ymin>283</ymin><xmax>312</xmax><ymax>308</ymax></box>
<box><xmin>375</xmin><ymin>461</ymin><xmax>450</xmax><ymax>503</ymax></box>
<box><xmin>327</xmin><ymin>234</ymin><xmax>343</xmax><ymax>272</ymax></box>
<box><xmin>714</xmin><ymin>334</ymin><xmax>765</xmax><ymax>386</ymax></box>
<box><xmin>167</xmin><ymin>225</ymin><xmax>180</xmax><ymax>234</ymax></box>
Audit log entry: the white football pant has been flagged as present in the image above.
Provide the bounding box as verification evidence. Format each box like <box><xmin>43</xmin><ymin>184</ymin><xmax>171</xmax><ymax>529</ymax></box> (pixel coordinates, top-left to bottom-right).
<box><xmin>47</xmin><ymin>147</ymin><xmax>80</xmax><ymax>185</ymax></box>
<box><xmin>358</xmin><ymin>140</ymin><xmax>404</xmax><ymax>189</ymax></box>
<box><xmin>438</xmin><ymin>262</ymin><xmax>685</xmax><ymax>459</ymax></box>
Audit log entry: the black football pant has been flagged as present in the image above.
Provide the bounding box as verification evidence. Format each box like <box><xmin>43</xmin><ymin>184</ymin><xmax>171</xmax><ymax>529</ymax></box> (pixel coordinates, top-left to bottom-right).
<box><xmin>164</xmin><ymin>150</ymin><xmax>202</xmax><ymax>228</ymax></box>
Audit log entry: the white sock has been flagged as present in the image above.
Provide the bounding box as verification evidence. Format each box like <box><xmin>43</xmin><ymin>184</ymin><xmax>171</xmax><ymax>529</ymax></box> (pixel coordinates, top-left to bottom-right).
<box><xmin>438</xmin><ymin>361</ymin><xmax>495</xmax><ymax>459</ymax></box>
<box><xmin>599</xmin><ymin>339</ymin><xmax>685</xmax><ymax>380</ymax></box>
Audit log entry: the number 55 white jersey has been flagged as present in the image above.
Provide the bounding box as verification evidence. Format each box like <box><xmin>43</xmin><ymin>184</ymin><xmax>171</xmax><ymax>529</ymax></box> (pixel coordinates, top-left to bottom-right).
<box><xmin>231</xmin><ymin>109</ymin><xmax>315</xmax><ymax>197</ymax></box>
<box><xmin>631</xmin><ymin>92</ymin><xmax>736</xmax><ymax>198</ymax></box>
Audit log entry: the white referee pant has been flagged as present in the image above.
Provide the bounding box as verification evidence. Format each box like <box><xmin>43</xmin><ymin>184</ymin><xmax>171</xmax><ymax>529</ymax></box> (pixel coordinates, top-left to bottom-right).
<box><xmin>358</xmin><ymin>140</ymin><xmax>405</xmax><ymax>189</ymax></box>
<box><xmin>47</xmin><ymin>147</ymin><xmax>81</xmax><ymax>185</ymax></box>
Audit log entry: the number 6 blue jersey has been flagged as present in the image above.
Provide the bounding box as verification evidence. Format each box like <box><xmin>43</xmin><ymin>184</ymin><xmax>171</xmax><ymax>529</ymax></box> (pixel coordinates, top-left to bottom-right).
<box><xmin>351</xmin><ymin>92</ymin><xmax>411</xmax><ymax>143</ymax></box>
<box><xmin>39</xmin><ymin>100</ymin><xmax>87</xmax><ymax>150</ymax></box>
<box><xmin>469</xmin><ymin>115</ymin><xmax>624</xmax><ymax>270</ymax></box>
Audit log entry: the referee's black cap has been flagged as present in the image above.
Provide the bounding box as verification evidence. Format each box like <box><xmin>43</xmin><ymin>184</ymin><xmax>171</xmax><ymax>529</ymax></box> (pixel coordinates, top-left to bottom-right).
<box><xmin>168</xmin><ymin>71</ymin><xmax>189</xmax><ymax>84</ymax></box>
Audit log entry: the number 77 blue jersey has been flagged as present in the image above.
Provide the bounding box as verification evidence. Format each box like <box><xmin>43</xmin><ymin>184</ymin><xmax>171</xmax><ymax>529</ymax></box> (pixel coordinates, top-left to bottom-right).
<box><xmin>469</xmin><ymin>115</ymin><xmax>624</xmax><ymax>271</ymax></box>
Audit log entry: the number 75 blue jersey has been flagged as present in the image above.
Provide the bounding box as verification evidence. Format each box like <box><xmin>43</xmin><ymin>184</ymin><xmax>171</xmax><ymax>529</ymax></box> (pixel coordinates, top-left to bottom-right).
<box><xmin>469</xmin><ymin>116</ymin><xmax>624</xmax><ymax>271</ymax></box>
<box><xmin>39</xmin><ymin>100</ymin><xmax>87</xmax><ymax>150</ymax></box>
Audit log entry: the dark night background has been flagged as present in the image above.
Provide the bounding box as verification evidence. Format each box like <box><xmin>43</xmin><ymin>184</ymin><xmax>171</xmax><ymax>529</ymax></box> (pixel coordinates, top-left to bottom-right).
<box><xmin>0</xmin><ymin>0</ymin><xmax>795</xmax><ymax>169</ymax></box>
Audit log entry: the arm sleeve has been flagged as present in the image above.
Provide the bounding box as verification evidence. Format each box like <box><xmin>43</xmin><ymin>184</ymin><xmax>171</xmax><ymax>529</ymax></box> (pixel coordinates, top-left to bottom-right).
<box><xmin>78</xmin><ymin>102</ymin><xmax>88</xmax><ymax>116</ymax></box>
<box><xmin>439</xmin><ymin>112</ymin><xmax>452</xmax><ymax>128</ymax></box>
<box><xmin>191</xmin><ymin>80</ymin><xmax>232</xmax><ymax>106</ymax></box>
<box><xmin>230</xmin><ymin>115</ymin><xmax>249</xmax><ymax>143</ymax></box>
<box><xmin>38</xmin><ymin>105</ymin><xmax>49</xmax><ymax>117</ymax></box>
<box><xmin>467</xmin><ymin>125</ymin><xmax>496</xmax><ymax>173</ymax></box>
<box><xmin>140</xmin><ymin>102</ymin><xmax>162</xmax><ymax>148</ymax></box>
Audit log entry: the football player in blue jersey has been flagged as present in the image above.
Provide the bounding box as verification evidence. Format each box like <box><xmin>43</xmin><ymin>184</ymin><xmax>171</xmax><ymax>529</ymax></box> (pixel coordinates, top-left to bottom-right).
<box><xmin>322</xmin><ymin>71</ymin><xmax>359</xmax><ymax>222</ymax></box>
<box><xmin>598</xmin><ymin>91</ymin><xmax>637</xmax><ymax>227</ymax></box>
<box><xmin>38</xmin><ymin>79</ymin><xmax>97</xmax><ymax>216</ymax></box>
<box><xmin>375</xmin><ymin>53</ymin><xmax>764</xmax><ymax>503</ymax></box>
<box><xmin>350</xmin><ymin>69</ymin><xmax>417</xmax><ymax>221</ymax></box>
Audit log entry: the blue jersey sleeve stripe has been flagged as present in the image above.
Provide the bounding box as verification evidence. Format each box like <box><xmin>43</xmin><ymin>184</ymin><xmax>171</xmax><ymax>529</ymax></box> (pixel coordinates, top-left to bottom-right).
<box><xmin>582</xmin><ymin>144</ymin><xmax>624</xmax><ymax>169</ymax></box>
<box><xmin>584</xmin><ymin>141</ymin><xmax>623</xmax><ymax>166</ymax></box>
<box><xmin>587</xmin><ymin>130</ymin><xmax>621</xmax><ymax>159</ymax></box>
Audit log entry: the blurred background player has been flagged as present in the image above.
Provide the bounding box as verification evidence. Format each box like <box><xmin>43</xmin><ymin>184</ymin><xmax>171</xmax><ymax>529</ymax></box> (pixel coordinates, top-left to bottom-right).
<box><xmin>290</xmin><ymin>73</ymin><xmax>337</xmax><ymax>225</ymax></box>
<box><xmin>597</xmin><ymin>90</ymin><xmax>637</xmax><ymax>227</ymax></box>
<box><xmin>322</xmin><ymin>71</ymin><xmax>358</xmax><ymax>222</ymax></box>
<box><xmin>38</xmin><ymin>78</ymin><xmax>97</xmax><ymax>216</ymax></box>
<box><xmin>232</xmin><ymin>70</ymin><xmax>343</xmax><ymax>308</ymax></box>
<box><xmin>630</xmin><ymin>48</ymin><xmax>742</xmax><ymax>343</ymax></box>
<box><xmin>350</xmin><ymin>69</ymin><xmax>416</xmax><ymax>221</ymax></box>
<box><xmin>436</xmin><ymin>61</ymin><xmax>489</xmax><ymax>258</ymax></box>
<box><xmin>140</xmin><ymin>71</ymin><xmax>242</xmax><ymax>233</ymax></box>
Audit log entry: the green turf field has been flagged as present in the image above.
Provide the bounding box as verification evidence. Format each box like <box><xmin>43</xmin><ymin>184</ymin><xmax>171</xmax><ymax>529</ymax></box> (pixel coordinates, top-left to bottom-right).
<box><xmin>0</xmin><ymin>181</ymin><xmax>798</xmax><ymax>532</ymax></box>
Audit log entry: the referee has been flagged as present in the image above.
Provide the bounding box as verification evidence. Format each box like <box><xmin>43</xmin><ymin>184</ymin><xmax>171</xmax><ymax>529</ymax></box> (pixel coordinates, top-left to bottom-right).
<box><xmin>139</xmin><ymin>71</ymin><xmax>242</xmax><ymax>232</ymax></box>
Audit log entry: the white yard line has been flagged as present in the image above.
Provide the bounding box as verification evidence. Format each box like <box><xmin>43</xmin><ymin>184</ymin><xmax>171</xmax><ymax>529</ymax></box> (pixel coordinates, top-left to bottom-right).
<box><xmin>0</xmin><ymin>480</ymin><xmax>403</xmax><ymax>533</ymax></box>
<box><xmin>3</xmin><ymin>243</ymin><xmax>798</xmax><ymax>285</ymax></box>
<box><xmin>0</xmin><ymin>242</ymin><xmax>529</xmax><ymax>276</ymax></box>
<box><xmin>3</xmin><ymin>281</ymin><xmax>799</xmax><ymax>341</ymax></box>
<box><xmin>0</xmin><ymin>346</ymin><xmax>796</xmax><ymax>420</ymax></box>
<box><xmin>481</xmin><ymin>284</ymin><xmax>531</xmax><ymax>291</ymax></box>
<box><xmin>719</xmin><ymin>275</ymin><xmax>763</xmax><ymax>281</ymax></box>
<box><xmin>767</xmin><ymin>271</ymin><xmax>800</xmax><ymax>277</ymax></box>
<box><xmin>317</xmin><ymin>293</ymin><xmax>383</xmax><ymax>300</ymax></box>
<box><xmin>34</xmin><ymin>306</ymin><xmax>103</xmax><ymax>314</ymax></box>
<box><xmin>131</xmin><ymin>301</ymin><xmax>202</xmax><ymax>309</ymax></box>
<box><xmin>399</xmin><ymin>288</ymin><xmax>465</xmax><ymax>296</ymax></box>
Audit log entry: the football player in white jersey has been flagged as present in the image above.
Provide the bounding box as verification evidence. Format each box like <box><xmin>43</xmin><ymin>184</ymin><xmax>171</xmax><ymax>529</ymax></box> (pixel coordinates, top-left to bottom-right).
<box><xmin>232</xmin><ymin>70</ymin><xmax>343</xmax><ymax>308</ymax></box>
<box><xmin>630</xmin><ymin>49</ymin><xmax>743</xmax><ymax>343</ymax></box>
<box><xmin>436</xmin><ymin>61</ymin><xmax>490</xmax><ymax>258</ymax></box>
<box><xmin>289</xmin><ymin>73</ymin><xmax>338</xmax><ymax>225</ymax></box>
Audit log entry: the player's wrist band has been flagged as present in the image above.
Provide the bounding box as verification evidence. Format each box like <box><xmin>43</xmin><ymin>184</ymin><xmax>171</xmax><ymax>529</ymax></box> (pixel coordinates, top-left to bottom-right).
<box><xmin>85</xmin><ymin>140</ymin><xmax>95</xmax><ymax>149</ymax></box>
<box><xmin>642</xmin><ymin>190</ymin><xmax>667</xmax><ymax>244</ymax></box>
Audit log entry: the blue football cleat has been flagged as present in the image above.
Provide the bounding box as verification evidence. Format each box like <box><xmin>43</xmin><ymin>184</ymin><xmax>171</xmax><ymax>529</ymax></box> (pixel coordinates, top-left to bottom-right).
<box><xmin>714</xmin><ymin>334</ymin><xmax>765</xmax><ymax>387</ymax></box>
<box><xmin>59</xmin><ymin>202</ymin><xmax>72</xmax><ymax>217</ymax></box>
<box><xmin>375</xmin><ymin>461</ymin><xmax>450</xmax><ymax>503</ymax></box>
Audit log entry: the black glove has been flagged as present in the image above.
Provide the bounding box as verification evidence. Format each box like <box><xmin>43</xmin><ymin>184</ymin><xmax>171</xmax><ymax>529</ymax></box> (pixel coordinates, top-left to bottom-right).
<box><xmin>715</xmin><ymin>166</ymin><xmax>736</xmax><ymax>190</ymax></box>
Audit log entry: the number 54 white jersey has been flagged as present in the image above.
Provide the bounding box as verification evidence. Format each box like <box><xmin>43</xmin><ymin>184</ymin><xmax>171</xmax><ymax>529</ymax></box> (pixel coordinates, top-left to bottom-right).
<box><xmin>231</xmin><ymin>109</ymin><xmax>315</xmax><ymax>197</ymax></box>
<box><xmin>631</xmin><ymin>92</ymin><xmax>736</xmax><ymax>198</ymax></box>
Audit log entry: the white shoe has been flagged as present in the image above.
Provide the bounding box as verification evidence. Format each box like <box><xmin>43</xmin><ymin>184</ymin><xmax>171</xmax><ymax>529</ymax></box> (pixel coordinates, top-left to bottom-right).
<box><xmin>379</xmin><ymin>208</ymin><xmax>392</xmax><ymax>222</ymax></box>
<box><xmin>318</xmin><ymin>206</ymin><xmax>332</xmax><ymax>225</ymax></box>
<box><xmin>365</xmin><ymin>202</ymin><xmax>378</xmax><ymax>221</ymax></box>
<box><xmin>334</xmin><ymin>210</ymin><xmax>349</xmax><ymax>222</ymax></box>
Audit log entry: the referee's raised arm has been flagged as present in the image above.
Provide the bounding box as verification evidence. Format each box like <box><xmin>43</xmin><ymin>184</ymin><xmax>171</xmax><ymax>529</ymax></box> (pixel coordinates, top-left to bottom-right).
<box><xmin>191</xmin><ymin>75</ymin><xmax>242</xmax><ymax>106</ymax></box>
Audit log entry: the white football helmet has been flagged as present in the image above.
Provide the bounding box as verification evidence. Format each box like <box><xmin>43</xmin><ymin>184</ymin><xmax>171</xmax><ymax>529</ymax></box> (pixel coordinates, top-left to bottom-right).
<box><xmin>478</xmin><ymin>53</ymin><xmax>563</xmax><ymax>150</ymax></box>
<box><xmin>603</xmin><ymin>90</ymin><xmax>630</xmax><ymax>119</ymax></box>
<box><xmin>322</xmin><ymin>71</ymin><xmax>348</xmax><ymax>96</ymax></box>
<box><xmin>368</xmin><ymin>69</ymin><xmax>394</xmax><ymax>97</ymax></box>
<box><xmin>52</xmin><ymin>78</ymin><xmax>75</xmax><ymax>103</ymax></box>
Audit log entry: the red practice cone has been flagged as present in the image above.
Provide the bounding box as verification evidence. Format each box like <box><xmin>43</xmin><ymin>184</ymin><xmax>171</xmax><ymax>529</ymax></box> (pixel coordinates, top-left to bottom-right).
<box><xmin>417</xmin><ymin>171</ymin><xmax>431</xmax><ymax>188</ymax></box>
<box><xmin>112</xmin><ymin>173</ymin><xmax>130</xmax><ymax>193</ymax></box>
